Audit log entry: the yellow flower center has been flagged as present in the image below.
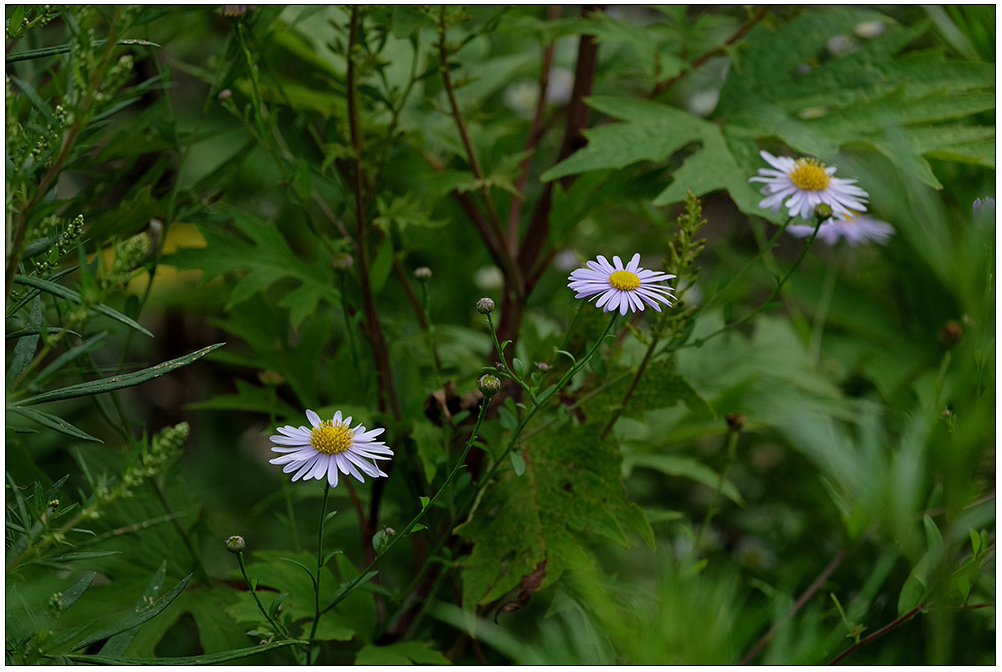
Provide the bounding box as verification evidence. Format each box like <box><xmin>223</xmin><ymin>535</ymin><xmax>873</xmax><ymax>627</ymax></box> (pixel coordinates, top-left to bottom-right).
<box><xmin>788</xmin><ymin>158</ymin><xmax>831</xmax><ymax>191</ymax></box>
<box><xmin>310</xmin><ymin>420</ymin><xmax>354</xmax><ymax>454</ymax></box>
<box><xmin>609</xmin><ymin>269</ymin><xmax>641</xmax><ymax>291</ymax></box>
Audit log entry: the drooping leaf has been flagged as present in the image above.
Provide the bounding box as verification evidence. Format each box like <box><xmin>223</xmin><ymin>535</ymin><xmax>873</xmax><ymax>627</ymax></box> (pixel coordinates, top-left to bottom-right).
<box><xmin>13</xmin><ymin>274</ymin><xmax>153</xmax><ymax>337</ymax></box>
<box><xmin>7</xmin><ymin>406</ymin><xmax>102</xmax><ymax>443</ymax></box>
<box><xmin>12</xmin><ymin>343</ymin><xmax>225</xmax><ymax>407</ymax></box>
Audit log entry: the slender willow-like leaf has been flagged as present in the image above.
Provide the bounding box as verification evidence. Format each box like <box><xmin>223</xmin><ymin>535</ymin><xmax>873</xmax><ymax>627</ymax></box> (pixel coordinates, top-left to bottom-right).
<box><xmin>30</xmin><ymin>332</ymin><xmax>108</xmax><ymax>389</ymax></box>
<box><xmin>69</xmin><ymin>573</ymin><xmax>192</xmax><ymax>651</ymax></box>
<box><xmin>13</xmin><ymin>274</ymin><xmax>153</xmax><ymax>337</ymax></box>
<box><xmin>59</xmin><ymin>640</ymin><xmax>308</xmax><ymax>665</ymax></box>
<box><xmin>100</xmin><ymin>561</ymin><xmax>168</xmax><ymax>658</ymax></box>
<box><xmin>7</xmin><ymin>406</ymin><xmax>102</xmax><ymax>442</ymax></box>
<box><xmin>12</xmin><ymin>342</ymin><xmax>224</xmax><ymax>407</ymax></box>
<box><xmin>6</xmin><ymin>38</ymin><xmax>161</xmax><ymax>63</ymax></box>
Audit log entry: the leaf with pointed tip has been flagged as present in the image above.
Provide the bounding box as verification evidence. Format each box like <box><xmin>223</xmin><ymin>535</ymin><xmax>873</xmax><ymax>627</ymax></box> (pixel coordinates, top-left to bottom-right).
<box><xmin>13</xmin><ymin>274</ymin><xmax>153</xmax><ymax>337</ymax></box>
<box><xmin>7</xmin><ymin>406</ymin><xmax>102</xmax><ymax>442</ymax></box>
<box><xmin>13</xmin><ymin>343</ymin><xmax>224</xmax><ymax>407</ymax></box>
<box><xmin>69</xmin><ymin>574</ymin><xmax>192</xmax><ymax>652</ymax></box>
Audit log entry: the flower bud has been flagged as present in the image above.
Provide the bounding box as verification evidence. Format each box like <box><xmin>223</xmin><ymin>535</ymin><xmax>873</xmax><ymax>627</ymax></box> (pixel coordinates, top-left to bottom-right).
<box><xmin>414</xmin><ymin>266</ymin><xmax>432</xmax><ymax>280</ymax></box>
<box><xmin>726</xmin><ymin>412</ymin><xmax>747</xmax><ymax>433</ymax></box>
<box><xmin>814</xmin><ymin>203</ymin><xmax>834</xmax><ymax>221</ymax></box>
<box><xmin>938</xmin><ymin>320</ymin><xmax>962</xmax><ymax>347</ymax></box>
<box><xmin>218</xmin><ymin>89</ymin><xmax>232</xmax><ymax>100</ymax></box>
<box><xmin>476</xmin><ymin>297</ymin><xmax>495</xmax><ymax>315</ymax></box>
<box><xmin>258</xmin><ymin>370</ymin><xmax>285</xmax><ymax>386</ymax></box>
<box><xmin>477</xmin><ymin>374</ymin><xmax>501</xmax><ymax>397</ymax></box>
<box><xmin>332</xmin><ymin>252</ymin><xmax>354</xmax><ymax>271</ymax></box>
<box><xmin>225</xmin><ymin>535</ymin><xmax>246</xmax><ymax>553</ymax></box>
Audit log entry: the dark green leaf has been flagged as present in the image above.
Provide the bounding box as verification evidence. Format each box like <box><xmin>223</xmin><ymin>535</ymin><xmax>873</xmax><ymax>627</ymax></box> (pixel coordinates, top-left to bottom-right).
<box><xmin>7</xmin><ymin>406</ymin><xmax>102</xmax><ymax>442</ymax></box>
<box><xmin>69</xmin><ymin>574</ymin><xmax>192</xmax><ymax>652</ymax></box>
<box><xmin>13</xmin><ymin>343</ymin><xmax>224</xmax><ymax>407</ymax></box>
<box><xmin>13</xmin><ymin>274</ymin><xmax>153</xmax><ymax>337</ymax></box>
<box><xmin>63</xmin><ymin>640</ymin><xmax>308</xmax><ymax>665</ymax></box>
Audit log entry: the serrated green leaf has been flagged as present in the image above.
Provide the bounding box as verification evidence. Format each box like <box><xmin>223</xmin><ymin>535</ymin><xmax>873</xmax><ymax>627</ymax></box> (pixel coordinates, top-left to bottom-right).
<box><xmin>612</xmin><ymin>358</ymin><xmax>714</xmax><ymax>420</ymax></box>
<box><xmin>163</xmin><ymin>210</ymin><xmax>338</xmax><ymax>329</ymax></box>
<box><xmin>13</xmin><ymin>274</ymin><xmax>153</xmax><ymax>337</ymax></box>
<box><xmin>458</xmin><ymin>425</ymin><xmax>653</xmax><ymax>609</ymax></box>
<box><xmin>13</xmin><ymin>343</ymin><xmax>224</xmax><ymax>407</ymax></box>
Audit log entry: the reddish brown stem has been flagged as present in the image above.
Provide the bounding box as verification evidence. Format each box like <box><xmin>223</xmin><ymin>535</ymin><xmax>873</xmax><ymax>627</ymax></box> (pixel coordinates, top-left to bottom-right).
<box><xmin>651</xmin><ymin>6</ymin><xmax>770</xmax><ymax>97</ymax></box>
<box><xmin>827</xmin><ymin>603</ymin><xmax>925</xmax><ymax>666</ymax></box>
<box><xmin>741</xmin><ymin>547</ymin><xmax>852</xmax><ymax>664</ymax></box>
<box><xmin>507</xmin><ymin>5</ymin><xmax>561</xmax><ymax>247</ymax></box>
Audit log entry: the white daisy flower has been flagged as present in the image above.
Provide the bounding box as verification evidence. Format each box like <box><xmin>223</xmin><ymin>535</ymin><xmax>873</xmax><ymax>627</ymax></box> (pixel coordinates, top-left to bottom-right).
<box><xmin>749</xmin><ymin>150</ymin><xmax>869</xmax><ymax>220</ymax></box>
<box><xmin>269</xmin><ymin>409</ymin><xmax>393</xmax><ymax>487</ymax></box>
<box><xmin>787</xmin><ymin>211</ymin><xmax>894</xmax><ymax>246</ymax></box>
<box><xmin>567</xmin><ymin>253</ymin><xmax>675</xmax><ymax>315</ymax></box>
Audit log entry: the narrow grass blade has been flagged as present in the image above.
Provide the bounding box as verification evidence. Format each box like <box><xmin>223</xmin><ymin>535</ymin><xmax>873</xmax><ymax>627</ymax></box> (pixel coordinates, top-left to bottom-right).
<box><xmin>13</xmin><ymin>343</ymin><xmax>224</xmax><ymax>407</ymax></box>
<box><xmin>69</xmin><ymin>573</ymin><xmax>192</xmax><ymax>651</ymax></box>
<box><xmin>7</xmin><ymin>406</ymin><xmax>103</xmax><ymax>443</ymax></box>
<box><xmin>13</xmin><ymin>274</ymin><xmax>153</xmax><ymax>337</ymax></box>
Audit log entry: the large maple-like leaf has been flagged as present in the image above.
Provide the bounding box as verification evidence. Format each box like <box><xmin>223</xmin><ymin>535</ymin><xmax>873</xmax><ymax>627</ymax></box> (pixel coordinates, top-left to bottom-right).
<box><xmin>458</xmin><ymin>423</ymin><xmax>653</xmax><ymax>610</ymax></box>
<box><xmin>164</xmin><ymin>209</ymin><xmax>338</xmax><ymax>329</ymax></box>
<box><xmin>543</xmin><ymin>7</ymin><xmax>994</xmax><ymax>213</ymax></box>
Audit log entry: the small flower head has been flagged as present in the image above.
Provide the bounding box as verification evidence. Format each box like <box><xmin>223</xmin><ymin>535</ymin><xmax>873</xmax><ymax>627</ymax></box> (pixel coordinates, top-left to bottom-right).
<box><xmin>332</xmin><ymin>252</ymin><xmax>354</xmax><ymax>271</ymax></box>
<box><xmin>476</xmin><ymin>297</ymin><xmax>495</xmax><ymax>315</ymax></box>
<box><xmin>269</xmin><ymin>410</ymin><xmax>392</xmax><ymax>487</ymax></box>
<box><xmin>973</xmin><ymin>196</ymin><xmax>995</xmax><ymax>221</ymax></box>
<box><xmin>225</xmin><ymin>535</ymin><xmax>246</xmax><ymax>553</ymax></box>
<box><xmin>749</xmin><ymin>150</ymin><xmax>869</xmax><ymax>220</ymax></box>
<box><xmin>787</xmin><ymin>211</ymin><xmax>894</xmax><ymax>247</ymax></box>
<box><xmin>218</xmin><ymin>89</ymin><xmax>232</xmax><ymax>100</ymax></box>
<box><xmin>567</xmin><ymin>253</ymin><xmax>675</xmax><ymax>315</ymax></box>
<box><xmin>414</xmin><ymin>266</ymin><xmax>432</xmax><ymax>280</ymax></box>
<box><xmin>477</xmin><ymin>374</ymin><xmax>501</xmax><ymax>397</ymax></box>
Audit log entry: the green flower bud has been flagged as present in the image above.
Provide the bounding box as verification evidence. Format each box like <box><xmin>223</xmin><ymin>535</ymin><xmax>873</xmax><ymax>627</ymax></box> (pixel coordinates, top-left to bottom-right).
<box><xmin>225</xmin><ymin>535</ymin><xmax>246</xmax><ymax>553</ymax></box>
<box><xmin>476</xmin><ymin>297</ymin><xmax>495</xmax><ymax>315</ymax></box>
<box><xmin>477</xmin><ymin>374</ymin><xmax>501</xmax><ymax>397</ymax></box>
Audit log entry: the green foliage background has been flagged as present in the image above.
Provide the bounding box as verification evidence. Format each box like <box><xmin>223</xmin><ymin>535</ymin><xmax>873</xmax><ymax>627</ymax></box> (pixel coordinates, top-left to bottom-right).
<box><xmin>5</xmin><ymin>4</ymin><xmax>995</xmax><ymax>665</ymax></box>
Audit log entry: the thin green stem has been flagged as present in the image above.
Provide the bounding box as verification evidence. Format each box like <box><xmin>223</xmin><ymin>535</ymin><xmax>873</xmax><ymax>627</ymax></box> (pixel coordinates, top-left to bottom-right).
<box><xmin>237</xmin><ymin>551</ymin><xmax>289</xmax><ymax>639</ymax></box>
<box><xmin>475</xmin><ymin>312</ymin><xmax>618</xmax><ymax>492</ymax></box>
<box><xmin>320</xmin><ymin>398</ymin><xmax>492</xmax><ymax>616</ymax></box>
<box><xmin>485</xmin><ymin>311</ymin><xmax>539</xmax><ymax>405</ymax></box>
<box><xmin>689</xmin><ymin>218</ymin><xmax>821</xmax><ymax>348</ymax></box>
<box><xmin>695</xmin><ymin>429</ymin><xmax>740</xmax><ymax>552</ymax></box>
<box><xmin>305</xmin><ymin>481</ymin><xmax>332</xmax><ymax>665</ymax></box>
